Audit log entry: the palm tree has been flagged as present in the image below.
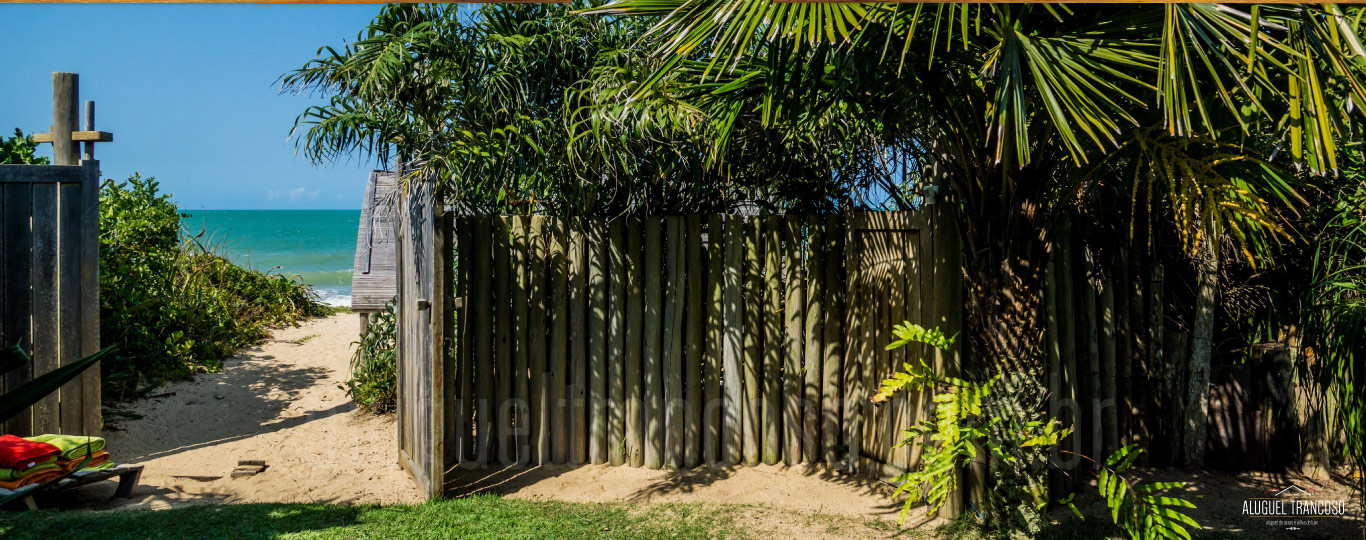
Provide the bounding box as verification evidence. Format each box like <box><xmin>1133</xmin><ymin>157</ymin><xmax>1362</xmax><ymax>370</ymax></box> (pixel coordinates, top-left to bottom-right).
<box><xmin>579</xmin><ymin>1</ymin><xmax>1366</xmax><ymax>466</ymax></box>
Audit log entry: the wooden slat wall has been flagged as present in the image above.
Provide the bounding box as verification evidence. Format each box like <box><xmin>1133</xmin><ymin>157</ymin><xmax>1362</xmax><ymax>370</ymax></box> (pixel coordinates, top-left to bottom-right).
<box><xmin>0</xmin><ymin>160</ymin><xmax>101</xmax><ymax>438</ymax></box>
<box><xmin>445</xmin><ymin>211</ymin><xmax>956</xmax><ymax>473</ymax></box>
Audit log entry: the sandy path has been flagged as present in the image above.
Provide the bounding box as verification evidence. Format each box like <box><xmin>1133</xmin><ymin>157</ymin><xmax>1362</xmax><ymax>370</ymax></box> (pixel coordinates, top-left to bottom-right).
<box><xmin>47</xmin><ymin>314</ymin><xmax>422</xmax><ymax>509</ymax></box>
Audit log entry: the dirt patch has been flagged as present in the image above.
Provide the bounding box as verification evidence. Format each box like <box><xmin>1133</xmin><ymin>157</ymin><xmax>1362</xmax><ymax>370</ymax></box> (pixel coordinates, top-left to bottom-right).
<box><xmin>37</xmin><ymin>314</ymin><xmax>423</xmax><ymax>509</ymax></box>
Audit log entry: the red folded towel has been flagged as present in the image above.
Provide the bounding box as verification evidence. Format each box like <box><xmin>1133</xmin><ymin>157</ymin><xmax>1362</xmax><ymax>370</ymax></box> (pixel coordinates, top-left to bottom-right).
<box><xmin>0</xmin><ymin>435</ymin><xmax>60</xmax><ymax>470</ymax></box>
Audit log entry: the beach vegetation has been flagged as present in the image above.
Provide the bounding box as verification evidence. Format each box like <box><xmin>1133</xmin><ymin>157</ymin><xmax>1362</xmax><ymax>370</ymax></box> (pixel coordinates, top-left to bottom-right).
<box><xmin>347</xmin><ymin>299</ymin><xmax>397</xmax><ymax>414</ymax></box>
<box><xmin>99</xmin><ymin>174</ymin><xmax>329</xmax><ymax>401</ymax></box>
<box><xmin>0</xmin><ymin>128</ymin><xmax>49</xmax><ymax>165</ymax></box>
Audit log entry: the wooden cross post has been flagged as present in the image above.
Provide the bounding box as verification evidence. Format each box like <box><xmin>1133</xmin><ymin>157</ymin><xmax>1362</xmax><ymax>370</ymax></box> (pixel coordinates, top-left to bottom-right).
<box><xmin>32</xmin><ymin>72</ymin><xmax>113</xmax><ymax>165</ymax></box>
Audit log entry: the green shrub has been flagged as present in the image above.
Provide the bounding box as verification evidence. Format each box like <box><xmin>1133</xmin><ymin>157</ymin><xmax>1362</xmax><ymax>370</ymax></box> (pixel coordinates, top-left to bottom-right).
<box><xmin>347</xmin><ymin>299</ymin><xmax>397</xmax><ymax>413</ymax></box>
<box><xmin>99</xmin><ymin>174</ymin><xmax>329</xmax><ymax>400</ymax></box>
<box><xmin>0</xmin><ymin>129</ymin><xmax>48</xmax><ymax>165</ymax></box>
<box><xmin>874</xmin><ymin>323</ymin><xmax>1199</xmax><ymax>540</ymax></box>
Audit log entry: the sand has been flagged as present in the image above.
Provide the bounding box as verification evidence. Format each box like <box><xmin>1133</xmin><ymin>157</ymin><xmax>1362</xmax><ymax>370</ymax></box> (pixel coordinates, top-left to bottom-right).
<box><xmin>49</xmin><ymin>314</ymin><xmax>423</xmax><ymax>510</ymax></box>
<box><xmin>47</xmin><ymin>313</ymin><xmax>915</xmax><ymax>529</ymax></box>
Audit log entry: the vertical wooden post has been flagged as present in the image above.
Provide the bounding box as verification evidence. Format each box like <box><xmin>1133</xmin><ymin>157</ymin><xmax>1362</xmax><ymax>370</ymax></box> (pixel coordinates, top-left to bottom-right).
<box><xmin>822</xmin><ymin>215</ymin><xmax>843</xmax><ymax>466</ymax></box>
<box><xmin>512</xmin><ymin>217</ymin><xmax>531</xmax><ymax>466</ymax></box>
<box><xmin>82</xmin><ymin>101</ymin><xmax>95</xmax><ymax>161</ymax></box>
<box><xmin>78</xmin><ymin>158</ymin><xmax>101</xmax><ymax>435</ymax></box>
<box><xmin>721</xmin><ymin>216</ymin><xmax>744</xmax><ymax>464</ymax></box>
<box><xmin>843</xmin><ymin>214</ymin><xmax>861</xmax><ymax>473</ymax></box>
<box><xmin>705</xmin><ymin>216</ymin><xmax>726</xmax><ymax>464</ymax></box>
<box><xmin>588</xmin><ymin>222</ymin><xmax>609</xmax><ymax>465</ymax></box>
<box><xmin>642</xmin><ymin>218</ymin><xmax>664</xmax><ymax>469</ymax></box>
<box><xmin>548</xmin><ymin>220</ymin><xmax>569</xmax><ymax>464</ymax></box>
<box><xmin>32</xmin><ymin>179</ymin><xmax>59</xmax><ymax>435</ymax></box>
<box><xmin>52</xmin><ymin>73</ymin><xmax>79</xmax><ymax>166</ymax></box>
<box><xmin>1056</xmin><ymin>215</ymin><xmax>1079</xmax><ymax>490</ymax></box>
<box><xmin>782</xmin><ymin>217</ymin><xmax>804</xmax><ymax>466</ymax></box>
<box><xmin>494</xmin><ymin>217</ymin><xmax>514</xmax><ymax>465</ymax></box>
<box><xmin>662</xmin><ymin>218</ymin><xmax>684</xmax><ymax>469</ymax></box>
<box><xmin>684</xmin><ymin>216</ymin><xmax>704</xmax><ymax>468</ymax></box>
<box><xmin>624</xmin><ymin>218</ymin><xmax>645</xmax><ymax>467</ymax></box>
<box><xmin>528</xmin><ymin>217</ymin><xmax>548</xmax><ymax>465</ymax></box>
<box><xmin>761</xmin><ymin>217</ymin><xmax>782</xmax><ymax>465</ymax></box>
<box><xmin>803</xmin><ymin>218</ymin><xmax>823</xmax><ymax>465</ymax></box>
<box><xmin>607</xmin><ymin>221</ymin><xmax>628</xmax><ymax>466</ymax></box>
<box><xmin>473</xmin><ymin>218</ymin><xmax>495</xmax><ymax>465</ymax></box>
<box><xmin>569</xmin><ymin>226</ymin><xmax>589</xmax><ymax>465</ymax></box>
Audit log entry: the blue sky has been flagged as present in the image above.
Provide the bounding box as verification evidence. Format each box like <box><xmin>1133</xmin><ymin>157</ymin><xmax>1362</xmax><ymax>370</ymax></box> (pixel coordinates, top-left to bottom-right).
<box><xmin>0</xmin><ymin>4</ymin><xmax>388</xmax><ymax>210</ymax></box>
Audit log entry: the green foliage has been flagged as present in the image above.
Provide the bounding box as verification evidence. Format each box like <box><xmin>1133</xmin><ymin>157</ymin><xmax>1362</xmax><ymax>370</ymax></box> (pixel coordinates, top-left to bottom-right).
<box><xmin>877</xmin><ymin>324</ymin><xmax>1199</xmax><ymax>539</ymax></box>
<box><xmin>875</xmin><ymin>323</ymin><xmax>1070</xmax><ymax>534</ymax></box>
<box><xmin>99</xmin><ymin>174</ymin><xmax>329</xmax><ymax>400</ymax></box>
<box><xmin>1094</xmin><ymin>445</ymin><xmax>1201</xmax><ymax>540</ymax></box>
<box><xmin>347</xmin><ymin>299</ymin><xmax>397</xmax><ymax>414</ymax></box>
<box><xmin>0</xmin><ymin>129</ymin><xmax>49</xmax><ymax>165</ymax></box>
<box><xmin>1302</xmin><ymin>150</ymin><xmax>1366</xmax><ymax>514</ymax></box>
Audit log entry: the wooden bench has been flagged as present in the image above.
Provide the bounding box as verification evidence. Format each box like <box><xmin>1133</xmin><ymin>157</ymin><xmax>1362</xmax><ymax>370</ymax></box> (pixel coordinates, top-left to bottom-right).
<box><xmin>0</xmin><ymin>464</ymin><xmax>143</xmax><ymax>510</ymax></box>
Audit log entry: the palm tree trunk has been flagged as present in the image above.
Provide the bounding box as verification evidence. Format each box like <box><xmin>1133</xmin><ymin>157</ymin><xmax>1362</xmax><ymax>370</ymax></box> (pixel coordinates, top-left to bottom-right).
<box><xmin>1184</xmin><ymin>230</ymin><xmax>1219</xmax><ymax>468</ymax></box>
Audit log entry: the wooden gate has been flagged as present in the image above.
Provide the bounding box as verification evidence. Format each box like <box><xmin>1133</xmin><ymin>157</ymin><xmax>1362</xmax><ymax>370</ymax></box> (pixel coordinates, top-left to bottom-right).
<box><xmin>0</xmin><ymin>159</ymin><xmax>102</xmax><ymax>437</ymax></box>
<box><xmin>394</xmin><ymin>178</ymin><xmax>453</xmax><ymax>499</ymax></box>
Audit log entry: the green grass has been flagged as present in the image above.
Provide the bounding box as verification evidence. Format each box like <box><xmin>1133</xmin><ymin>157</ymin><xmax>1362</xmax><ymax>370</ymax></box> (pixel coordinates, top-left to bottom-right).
<box><xmin>0</xmin><ymin>495</ymin><xmax>752</xmax><ymax>540</ymax></box>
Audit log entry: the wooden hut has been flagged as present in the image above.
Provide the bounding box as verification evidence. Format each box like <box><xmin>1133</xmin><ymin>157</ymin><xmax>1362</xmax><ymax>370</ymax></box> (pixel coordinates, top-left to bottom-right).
<box><xmin>352</xmin><ymin>170</ymin><xmax>399</xmax><ymax>333</ymax></box>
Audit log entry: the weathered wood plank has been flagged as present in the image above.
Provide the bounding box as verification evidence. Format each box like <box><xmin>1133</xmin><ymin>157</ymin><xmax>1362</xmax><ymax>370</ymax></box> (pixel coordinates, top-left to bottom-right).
<box><xmin>803</xmin><ymin>219</ymin><xmax>823</xmax><ymax>464</ymax></box>
<box><xmin>548</xmin><ymin>219</ymin><xmax>570</xmax><ymax>464</ymax></box>
<box><xmin>642</xmin><ymin>217</ymin><xmax>665</xmax><ymax>470</ymax></box>
<box><xmin>0</xmin><ymin>165</ymin><xmax>86</xmax><ymax>184</ymax></box>
<box><xmin>607</xmin><ymin>220</ymin><xmax>627</xmax><ymax>466</ymax></box>
<box><xmin>432</xmin><ymin>204</ymin><xmax>453</xmax><ymax>489</ymax></box>
<box><xmin>705</xmin><ymin>216</ymin><xmax>726</xmax><ymax>465</ymax></box>
<box><xmin>741</xmin><ymin>217</ymin><xmax>762</xmax><ymax>466</ymax></box>
<box><xmin>58</xmin><ymin>182</ymin><xmax>86</xmax><ymax>435</ymax></box>
<box><xmin>588</xmin><ymin>221</ymin><xmax>609</xmax><ymax>465</ymax></box>
<box><xmin>31</xmin><ymin>183</ymin><xmax>60</xmax><ymax>435</ymax></box>
<box><xmin>908</xmin><ymin>225</ymin><xmax>928</xmax><ymax>470</ymax></box>
<box><xmin>569</xmin><ymin>226</ymin><xmax>589</xmax><ymax>465</ymax></box>
<box><xmin>528</xmin><ymin>217</ymin><xmax>549</xmax><ymax>465</ymax></box>
<box><xmin>721</xmin><ymin>216</ymin><xmax>744</xmax><ymax>465</ymax></box>
<box><xmin>762</xmin><ymin>217</ymin><xmax>782</xmax><ymax>465</ymax></box>
<box><xmin>684</xmin><ymin>216</ymin><xmax>704</xmax><ymax>468</ymax></box>
<box><xmin>662</xmin><ymin>218</ymin><xmax>685</xmax><ymax>469</ymax></box>
<box><xmin>473</xmin><ymin>217</ymin><xmax>495</xmax><ymax>465</ymax></box>
<box><xmin>782</xmin><ymin>217</ymin><xmax>804</xmax><ymax>465</ymax></box>
<box><xmin>78</xmin><ymin>160</ymin><xmax>101</xmax><ymax>435</ymax></box>
<box><xmin>843</xmin><ymin>216</ymin><xmax>862</xmax><ymax>472</ymax></box>
<box><xmin>511</xmin><ymin>216</ymin><xmax>531</xmax><ymax>466</ymax></box>
<box><xmin>822</xmin><ymin>215</ymin><xmax>843</xmax><ymax>466</ymax></box>
<box><xmin>493</xmin><ymin>217</ymin><xmax>514</xmax><ymax>464</ymax></box>
<box><xmin>3</xmin><ymin>184</ymin><xmax>32</xmax><ymax>437</ymax></box>
<box><xmin>889</xmin><ymin>227</ymin><xmax>910</xmax><ymax>470</ymax></box>
<box><xmin>624</xmin><ymin>218</ymin><xmax>645</xmax><ymax>467</ymax></box>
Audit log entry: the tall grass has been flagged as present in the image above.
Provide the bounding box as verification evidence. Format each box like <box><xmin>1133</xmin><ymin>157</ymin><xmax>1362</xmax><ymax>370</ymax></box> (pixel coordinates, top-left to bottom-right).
<box><xmin>100</xmin><ymin>174</ymin><xmax>329</xmax><ymax>401</ymax></box>
<box><xmin>347</xmin><ymin>299</ymin><xmax>396</xmax><ymax>413</ymax></box>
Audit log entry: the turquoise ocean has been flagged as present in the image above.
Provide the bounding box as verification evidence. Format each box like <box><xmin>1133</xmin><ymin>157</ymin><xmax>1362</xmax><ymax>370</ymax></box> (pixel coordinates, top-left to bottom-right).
<box><xmin>182</xmin><ymin>210</ymin><xmax>360</xmax><ymax>307</ymax></box>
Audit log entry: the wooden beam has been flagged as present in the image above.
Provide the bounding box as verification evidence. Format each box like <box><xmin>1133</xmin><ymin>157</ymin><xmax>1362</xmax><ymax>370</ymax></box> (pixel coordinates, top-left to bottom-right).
<box><xmin>31</xmin><ymin>131</ymin><xmax>113</xmax><ymax>144</ymax></box>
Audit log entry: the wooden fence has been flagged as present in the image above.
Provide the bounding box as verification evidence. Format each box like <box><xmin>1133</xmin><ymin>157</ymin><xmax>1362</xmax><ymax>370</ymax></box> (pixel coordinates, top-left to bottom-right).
<box><xmin>0</xmin><ymin>159</ymin><xmax>102</xmax><ymax>437</ymax></box>
<box><xmin>438</xmin><ymin>209</ymin><xmax>961</xmax><ymax>477</ymax></box>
